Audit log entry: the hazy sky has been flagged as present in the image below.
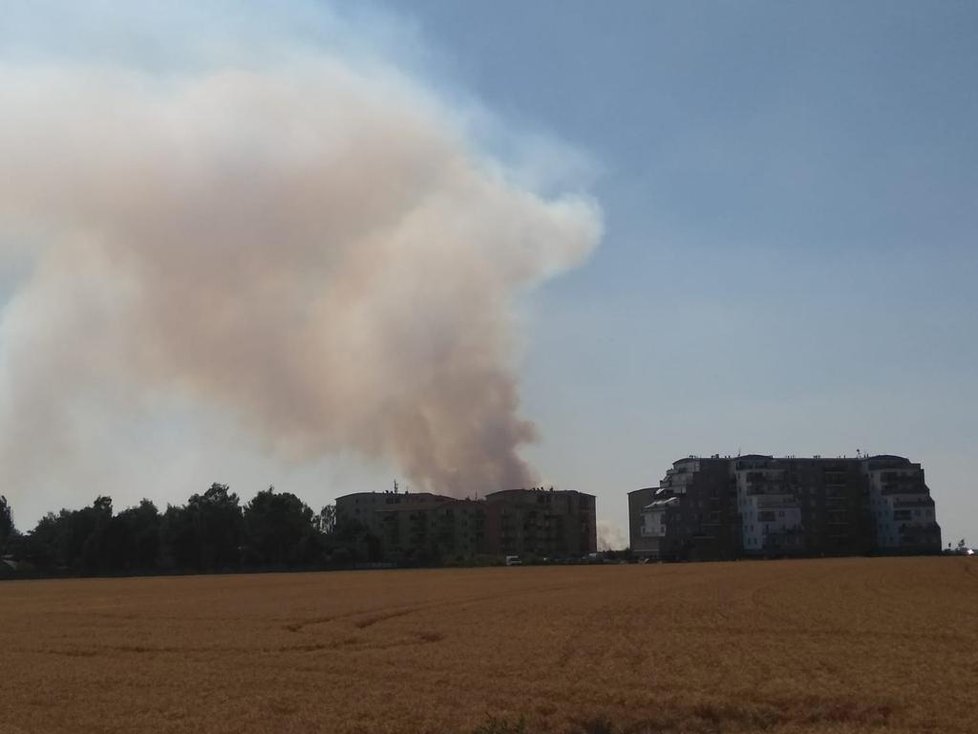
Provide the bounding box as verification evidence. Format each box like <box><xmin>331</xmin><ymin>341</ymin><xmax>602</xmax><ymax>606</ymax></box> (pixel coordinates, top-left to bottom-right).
<box><xmin>1</xmin><ymin>1</ymin><xmax>975</xmax><ymax>548</ymax></box>
<box><xmin>390</xmin><ymin>0</ymin><xmax>978</xmax><ymax>546</ymax></box>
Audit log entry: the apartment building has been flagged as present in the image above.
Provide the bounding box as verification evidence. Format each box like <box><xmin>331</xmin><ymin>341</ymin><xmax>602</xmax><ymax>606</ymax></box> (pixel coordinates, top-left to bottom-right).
<box><xmin>734</xmin><ymin>455</ymin><xmax>873</xmax><ymax>557</ymax></box>
<box><xmin>629</xmin><ymin>454</ymin><xmax>940</xmax><ymax>560</ymax></box>
<box><xmin>485</xmin><ymin>488</ymin><xmax>597</xmax><ymax>558</ymax></box>
<box><xmin>629</xmin><ymin>457</ymin><xmax>739</xmax><ymax>561</ymax></box>
<box><xmin>336</xmin><ymin>487</ymin><xmax>596</xmax><ymax>562</ymax></box>
<box><xmin>372</xmin><ymin>498</ymin><xmax>487</xmax><ymax>562</ymax></box>
<box><xmin>335</xmin><ymin>491</ymin><xmax>454</xmax><ymax>539</ymax></box>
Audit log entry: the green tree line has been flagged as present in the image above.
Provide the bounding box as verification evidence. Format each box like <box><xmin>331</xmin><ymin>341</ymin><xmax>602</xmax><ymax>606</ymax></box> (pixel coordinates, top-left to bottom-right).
<box><xmin>0</xmin><ymin>486</ymin><xmax>375</xmax><ymax>577</ymax></box>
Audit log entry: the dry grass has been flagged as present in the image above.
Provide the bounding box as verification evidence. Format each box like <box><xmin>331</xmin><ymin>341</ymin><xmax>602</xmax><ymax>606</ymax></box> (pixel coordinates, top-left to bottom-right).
<box><xmin>1</xmin><ymin>557</ymin><xmax>976</xmax><ymax>733</ymax></box>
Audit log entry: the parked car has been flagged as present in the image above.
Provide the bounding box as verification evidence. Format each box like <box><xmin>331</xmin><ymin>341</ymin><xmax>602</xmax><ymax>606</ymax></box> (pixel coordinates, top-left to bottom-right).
<box><xmin>944</xmin><ymin>540</ymin><xmax>975</xmax><ymax>556</ymax></box>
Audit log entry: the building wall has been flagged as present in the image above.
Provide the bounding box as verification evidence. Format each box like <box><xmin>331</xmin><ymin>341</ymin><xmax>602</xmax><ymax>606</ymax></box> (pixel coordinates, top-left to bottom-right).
<box><xmin>732</xmin><ymin>458</ymin><xmax>803</xmax><ymax>553</ymax></box>
<box><xmin>638</xmin><ymin>457</ymin><xmax>738</xmax><ymax>561</ymax></box>
<box><xmin>335</xmin><ymin>491</ymin><xmax>458</xmax><ymax>562</ymax></box>
<box><xmin>863</xmin><ymin>456</ymin><xmax>940</xmax><ymax>553</ymax></box>
<box><xmin>372</xmin><ymin>499</ymin><xmax>488</xmax><ymax>562</ymax></box>
<box><xmin>628</xmin><ymin>487</ymin><xmax>658</xmax><ymax>556</ymax></box>
<box><xmin>335</xmin><ymin>491</ymin><xmax>454</xmax><ymax>536</ymax></box>
<box><xmin>485</xmin><ymin>489</ymin><xmax>596</xmax><ymax>558</ymax></box>
<box><xmin>636</xmin><ymin>496</ymin><xmax>678</xmax><ymax>559</ymax></box>
<box><xmin>732</xmin><ymin>456</ymin><xmax>870</xmax><ymax>556</ymax></box>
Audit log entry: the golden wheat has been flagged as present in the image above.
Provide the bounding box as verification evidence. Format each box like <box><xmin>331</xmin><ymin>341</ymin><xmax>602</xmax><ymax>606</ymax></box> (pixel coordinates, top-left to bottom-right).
<box><xmin>0</xmin><ymin>557</ymin><xmax>976</xmax><ymax>733</ymax></box>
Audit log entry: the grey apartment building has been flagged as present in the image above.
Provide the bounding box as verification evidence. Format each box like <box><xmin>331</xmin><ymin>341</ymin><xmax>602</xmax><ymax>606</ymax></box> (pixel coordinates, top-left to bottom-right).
<box><xmin>336</xmin><ymin>487</ymin><xmax>597</xmax><ymax>563</ymax></box>
<box><xmin>484</xmin><ymin>489</ymin><xmax>597</xmax><ymax>558</ymax></box>
<box><xmin>629</xmin><ymin>454</ymin><xmax>940</xmax><ymax>561</ymax></box>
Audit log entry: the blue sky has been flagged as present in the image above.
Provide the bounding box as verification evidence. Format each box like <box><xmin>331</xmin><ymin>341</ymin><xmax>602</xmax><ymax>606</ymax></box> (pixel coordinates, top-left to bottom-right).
<box><xmin>386</xmin><ymin>0</ymin><xmax>978</xmax><ymax>545</ymax></box>
<box><xmin>1</xmin><ymin>1</ymin><xmax>975</xmax><ymax>548</ymax></box>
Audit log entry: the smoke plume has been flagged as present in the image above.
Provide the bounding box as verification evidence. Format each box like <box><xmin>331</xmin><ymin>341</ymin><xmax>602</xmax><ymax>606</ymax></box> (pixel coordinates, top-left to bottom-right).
<box><xmin>0</xmin><ymin>7</ymin><xmax>601</xmax><ymax>516</ymax></box>
<box><xmin>597</xmin><ymin>521</ymin><xmax>628</xmax><ymax>552</ymax></box>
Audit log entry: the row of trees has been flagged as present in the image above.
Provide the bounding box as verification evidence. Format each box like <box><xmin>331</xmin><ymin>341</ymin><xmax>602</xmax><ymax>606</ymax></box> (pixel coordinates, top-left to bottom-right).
<box><xmin>0</xmin><ymin>486</ymin><xmax>376</xmax><ymax>576</ymax></box>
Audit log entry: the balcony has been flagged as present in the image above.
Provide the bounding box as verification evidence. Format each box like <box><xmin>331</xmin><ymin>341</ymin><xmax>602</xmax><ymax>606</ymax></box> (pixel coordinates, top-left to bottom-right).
<box><xmin>880</xmin><ymin>486</ymin><xmax>927</xmax><ymax>496</ymax></box>
<box><xmin>754</xmin><ymin>496</ymin><xmax>798</xmax><ymax>509</ymax></box>
<box><xmin>898</xmin><ymin>522</ymin><xmax>940</xmax><ymax>533</ymax></box>
<box><xmin>892</xmin><ymin>499</ymin><xmax>935</xmax><ymax>509</ymax></box>
<box><xmin>640</xmin><ymin>527</ymin><xmax>666</xmax><ymax>538</ymax></box>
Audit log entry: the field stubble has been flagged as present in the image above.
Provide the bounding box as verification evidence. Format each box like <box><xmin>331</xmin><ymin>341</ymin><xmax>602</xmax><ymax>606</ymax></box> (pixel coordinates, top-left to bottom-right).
<box><xmin>1</xmin><ymin>557</ymin><xmax>976</xmax><ymax>733</ymax></box>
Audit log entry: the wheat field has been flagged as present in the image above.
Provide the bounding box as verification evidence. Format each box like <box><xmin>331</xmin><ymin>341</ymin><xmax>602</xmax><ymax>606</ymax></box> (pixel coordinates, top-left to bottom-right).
<box><xmin>0</xmin><ymin>557</ymin><xmax>976</xmax><ymax>733</ymax></box>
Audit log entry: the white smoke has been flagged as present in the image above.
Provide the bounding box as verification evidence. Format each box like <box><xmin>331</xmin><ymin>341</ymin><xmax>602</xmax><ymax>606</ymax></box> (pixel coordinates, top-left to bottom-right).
<box><xmin>597</xmin><ymin>520</ymin><xmax>627</xmax><ymax>552</ymax></box>
<box><xmin>0</xmin><ymin>4</ymin><xmax>601</xmax><ymax>520</ymax></box>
